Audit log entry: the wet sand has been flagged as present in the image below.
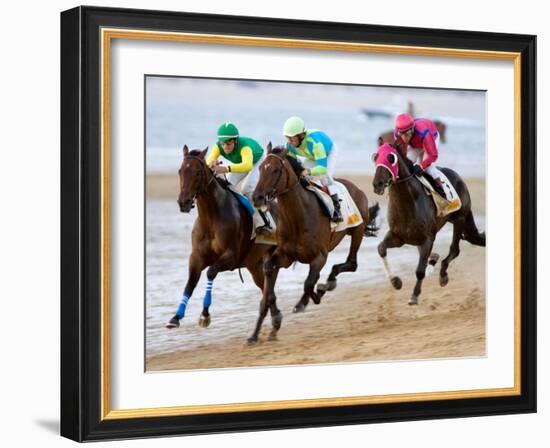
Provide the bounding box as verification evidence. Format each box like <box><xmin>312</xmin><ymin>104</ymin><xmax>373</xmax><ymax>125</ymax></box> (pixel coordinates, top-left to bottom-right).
<box><xmin>146</xmin><ymin>173</ymin><xmax>486</xmax><ymax>371</ymax></box>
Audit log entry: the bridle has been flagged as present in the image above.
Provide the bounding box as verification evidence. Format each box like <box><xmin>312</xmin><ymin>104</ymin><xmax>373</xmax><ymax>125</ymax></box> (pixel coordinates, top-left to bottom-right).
<box><xmin>392</xmin><ymin>148</ymin><xmax>416</xmax><ymax>184</ymax></box>
<box><xmin>262</xmin><ymin>153</ymin><xmax>301</xmax><ymax>201</ymax></box>
<box><xmin>180</xmin><ymin>155</ymin><xmax>216</xmax><ymax>203</ymax></box>
<box><xmin>376</xmin><ymin>145</ymin><xmax>416</xmax><ymax>188</ymax></box>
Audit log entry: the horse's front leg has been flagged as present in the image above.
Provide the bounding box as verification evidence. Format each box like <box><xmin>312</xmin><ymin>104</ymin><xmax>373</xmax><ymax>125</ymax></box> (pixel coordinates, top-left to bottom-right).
<box><xmin>378</xmin><ymin>231</ymin><xmax>404</xmax><ymax>290</ymax></box>
<box><xmin>247</xmin><ymin>258</ymin><xmax>282</xmax><ymax>342</ymax></box>
<box><xmin>294</xmin><ymin>253</ymin><xmax>327</xmax><ymax>312</ymax></box>
<box><xmin>198</xmin><ymin>251</ymin><xmax>236</xmax><ymax>328</ymax></box>
<box><xmin>409</xmin><ymin>238</ymin><xmax>434</xmax><ymax>305</ymax></box>
<box><xmin>317</xmin><ymin>226</ymin><xmax>363</xmax><ymax>298</ymax></box>
<box><xmin>248</xmin><ymin>251</ymin><xmax>289</xmax><ymax>344</ymax></box>
<box><xmin>166</xmin><ymin>253</ymin><xmax>205</xmax><ymax>328</ymax></box>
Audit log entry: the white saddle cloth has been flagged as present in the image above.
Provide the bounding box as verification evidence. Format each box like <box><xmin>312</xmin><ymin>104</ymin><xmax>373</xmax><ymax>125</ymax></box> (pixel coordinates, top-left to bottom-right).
<box><xmin>417</xmin><ymin>176</ymin><xmax>462</xmax><ymax>217</ymax></box>
<box><xmin>306</xmin><ymin>181</ymin><xmax>364</xmax><ymax>232</ymax></box>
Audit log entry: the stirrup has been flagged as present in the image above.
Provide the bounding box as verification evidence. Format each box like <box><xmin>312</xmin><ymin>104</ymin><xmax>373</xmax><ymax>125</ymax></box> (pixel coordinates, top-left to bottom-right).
<box><xmin>256</xmin><ymin>211</ymin><xmax>273</xmax><ymax>235</ymax></box>
<box><xmin>255</xmin><ymin>224</ymin><xmax>272</xmax><ymax>236</ymax></box>
<box><xmin>433</xmin><ymin>185</ymin><xmax>447</xmax><ymax>201</ymax></box>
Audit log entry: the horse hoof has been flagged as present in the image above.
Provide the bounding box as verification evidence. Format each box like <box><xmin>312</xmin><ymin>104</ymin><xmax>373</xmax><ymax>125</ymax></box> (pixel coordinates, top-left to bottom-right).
<box><xmin>267</xmin><ymin>332</ymin><xmax>278</xmax><ymax>342</ymax></box>
<box><xmin>391</xmin><ymin>277</ymin><xmax>403</xmax><ymax>290</ymax></box>
<box><xmin>198</xmin><ymin>315</ymin><xmax>211</xmax><ymax>328</ymax></box>
<box><xmin>439</xmin><ymin>274</ymin><xmax>449</xmax><ymax>287</ymax></box>
<box><xmin>408</xmin><ymin>295</ymin><xmax>419</xmax><ymax>306</ymax></box>
<box><xmin>317</xmin><ymin>283</ymin><xmax>328</xmax><ymax>295</ymax></box>
<box><xmin>271</xmin><ymin>312</ymin><xmax>283</xmax><ymax>330</ymax></box>
<box><xmin>428</xmin><ymin>253</ymin><xmax>440</xmax><ymax>266</ymax></box>
<box><xmin>293</xmin><ymin>303</ymin><xmax>306</xmax><ymax>313</ymax></box>
<box><xmin>311</xmin><ymin>292</ymin><xmax>321</xmax><ymax>305</ymax></box>
<box><xmin>165</xmin><ymin>316</ymin><xmax>180</xmax><ymax>329</ymax></box>
<box><xmin>246</xmin><ymin>336</ymin><xmax>259</xmax><ymax>346</ymax></box>
<box><xmin>326</xmin><ymin>280</ymin><xmax>337</xmax><ymax>291</ymax></box>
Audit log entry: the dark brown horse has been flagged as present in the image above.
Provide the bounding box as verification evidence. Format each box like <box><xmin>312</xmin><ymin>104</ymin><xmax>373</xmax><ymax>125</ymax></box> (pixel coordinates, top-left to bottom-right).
<box><xmin>377</xmin><ymin>120</ymin><xmax>447</xmax><ymax>146</ymax></box>
<box><xmin>166</xmin><ymin>146</ymin><xmax>278</xmax><ymax>337</ymax></box>
<box><xmin>250</xmin><ymin>143</ymin><xmax>379</xmax><ymax>344</ymax></box>
<box><xmin>372</xmin><ymin>141</ymin><xmax>485</xmax><ymax>305</ymax></box>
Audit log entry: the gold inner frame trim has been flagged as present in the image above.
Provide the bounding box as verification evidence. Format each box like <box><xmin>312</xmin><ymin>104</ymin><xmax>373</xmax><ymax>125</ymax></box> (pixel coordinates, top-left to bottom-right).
<box><xmin>100</xmin><ymin>27</ymin><xmax>522</xmax><ymax>421</ymax></box>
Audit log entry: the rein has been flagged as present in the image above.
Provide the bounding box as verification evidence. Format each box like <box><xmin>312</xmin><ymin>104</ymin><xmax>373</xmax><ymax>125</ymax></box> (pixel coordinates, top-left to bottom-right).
<box><xmin>263</xmin><ymin>153</ymin><xmax>301</xmax><ymax>201</ymax></box>
<box><xmin>392</xmin><ymin>146</ymin><xmax>416</xmax><ymax>185</ymax></box>
<box><xmin>183</xmin><ymin>155</ymin><xmax>217</xmax><ymax>200</ymax></box>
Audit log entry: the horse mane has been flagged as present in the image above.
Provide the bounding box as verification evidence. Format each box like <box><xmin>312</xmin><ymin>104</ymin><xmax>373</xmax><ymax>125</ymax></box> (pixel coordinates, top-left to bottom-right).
<box><xmin>391</xmin><ymin>141</ymin><xmax>415</xmax><ymax>172</ymax></box>
<box><xmin>271</xmin><ymin>146</ymin><xmax>304</xmax><ymax>177</ymax></box>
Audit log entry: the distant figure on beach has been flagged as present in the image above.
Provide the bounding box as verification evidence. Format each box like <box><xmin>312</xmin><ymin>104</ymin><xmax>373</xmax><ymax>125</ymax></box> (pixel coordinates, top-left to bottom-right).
<box><xmin>283</xmin><ymin>116</ymin><xmax>343</xmax><ymax>223</ymax></box>
<box><xmin>206</xmin><ymin>122</ymin><xmax>273</xmax><ymax>234</ymax></box>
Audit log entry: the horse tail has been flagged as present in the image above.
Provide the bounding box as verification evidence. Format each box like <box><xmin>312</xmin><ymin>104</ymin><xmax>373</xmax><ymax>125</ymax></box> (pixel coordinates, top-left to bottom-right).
<box><xmin>462</xmin><ymin>210</ymin><xmax>486</xmax><ymax>246</ymax></box>
<box><xmin>365</xmin><ymin>202</ymin><xmax>380</xmax><ymax>237</ymax></box>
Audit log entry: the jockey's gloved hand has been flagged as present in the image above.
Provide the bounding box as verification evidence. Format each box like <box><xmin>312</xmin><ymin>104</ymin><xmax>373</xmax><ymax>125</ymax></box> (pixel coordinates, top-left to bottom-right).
<box><xmin>412</xmin><ymin>164</ymin><xmax>423</xmax><ymax>176</ymax></box>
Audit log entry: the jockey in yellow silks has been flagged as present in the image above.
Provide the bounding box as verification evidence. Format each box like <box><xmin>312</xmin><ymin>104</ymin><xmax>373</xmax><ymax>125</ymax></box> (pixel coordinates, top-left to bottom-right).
<box><xmin>206</xmin><ymin>122</ymin><xmax>272</xmax><ymax>234</ymax></box>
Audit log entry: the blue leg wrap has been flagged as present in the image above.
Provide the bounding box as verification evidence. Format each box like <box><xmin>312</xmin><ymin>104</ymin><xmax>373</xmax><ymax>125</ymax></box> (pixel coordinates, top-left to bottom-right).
<box><xmin>203</xmin><ymin>279</ymin><xmax>213</xmax><ymax>308</ymax></box>
<box><xmin>175</xmin><ymin>293</ymin><xmax>190</xmax><ymax>319</ymax></box>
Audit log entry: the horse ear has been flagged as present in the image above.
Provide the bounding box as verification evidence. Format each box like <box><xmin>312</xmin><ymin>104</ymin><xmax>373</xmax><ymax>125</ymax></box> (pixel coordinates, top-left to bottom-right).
<box><xmin>199</xmin><ymin>146</ymin><xmax>208</xmax><ymax>159</ymax></box>
<box><xmin>377</xmin><ymin>136</ymin><xmax>384</xmax><ymax>147</ymax></box>
<box><xmin>371</xmin><ymin>152</ymin><xmax>378</xmax><ymax>163</ymax></box>
<box><xmin>183</xmin><ymin>145</ymin><xmax>189</xmax><ymax>157</ymax></box>
<box><xmin>266</xmin><ymin>142</ymin><xmax>272</xmax><ymax>153</ymax></box>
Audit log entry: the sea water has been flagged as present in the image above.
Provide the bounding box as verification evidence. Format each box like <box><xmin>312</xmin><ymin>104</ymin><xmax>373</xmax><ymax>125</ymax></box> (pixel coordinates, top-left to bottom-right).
<box><xmin>146</xmin><ymin>77</ymin><xmax>486</xmax><ymax>177</ymax></box>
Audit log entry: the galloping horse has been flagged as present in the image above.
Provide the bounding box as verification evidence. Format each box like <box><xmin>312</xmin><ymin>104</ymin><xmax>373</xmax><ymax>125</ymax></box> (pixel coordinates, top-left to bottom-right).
<box><xmin>372</xmin><ymin>141</ymin><xmax>485</xmax><ymax>305</ymax></box>
<box><xmin>166</xmin><ymin>146</ymin><xmax>278</xmax><ymax>336</ymax></box>
<box><xmin>250</xmin><ymin>143</ymin><xmax>379</xmax><ymax>344</ymax></box>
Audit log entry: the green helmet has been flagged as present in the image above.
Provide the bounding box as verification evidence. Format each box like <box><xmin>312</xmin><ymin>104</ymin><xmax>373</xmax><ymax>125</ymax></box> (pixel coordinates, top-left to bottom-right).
<box><xmin>283</xmin><ymin>116</ymin><xmax>306</xmax><ymax>137</ymax></box>
<box><xmin>217</xmin><ymin>122</ymin><xmax>239</xmax><ymax>141</ymax></box>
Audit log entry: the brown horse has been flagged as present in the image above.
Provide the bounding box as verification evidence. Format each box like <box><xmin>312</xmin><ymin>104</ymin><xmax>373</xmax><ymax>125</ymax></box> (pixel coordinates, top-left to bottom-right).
<box><xmin>166</xmin><ymin>146</ymin><xmax>278</xmax><ymax>337</ymax></box>
<box><xmin>250</xmin><ymin>143</ymin><xmax>379</xmax><ymax>344</ymax></box>
<box><xmin>377</xmin><ymin>120</ymin><xmax>447</xmax><ymax>146</ymax></box>
<box><xmin>372</xmin><ymin>141</ymin><xmax>485</xmax><ymax>305</ymax></box>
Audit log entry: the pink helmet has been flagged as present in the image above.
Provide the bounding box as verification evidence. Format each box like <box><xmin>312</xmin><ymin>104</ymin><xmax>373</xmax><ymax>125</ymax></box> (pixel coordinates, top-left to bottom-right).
<box><xmin>395</xmin><ymin>113</ymin><xmax>414</xmax><ymax>132</ymax></box>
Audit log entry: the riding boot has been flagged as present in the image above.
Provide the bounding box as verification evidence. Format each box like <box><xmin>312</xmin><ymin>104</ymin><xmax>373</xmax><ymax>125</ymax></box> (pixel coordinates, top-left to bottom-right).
<box><xmin>255</xmin><ymin>209</ymin><xmax>273</xmax><ymax>235</ymax></box>
<box><xmin>330</xmin><ymin>194</ymin><xmax>344</xmax><ymax>223</ymax></box>
<box><xmin>433</xmin><ymin>178</ymin><xmax>450</xmax><ymax>201</ymax></box>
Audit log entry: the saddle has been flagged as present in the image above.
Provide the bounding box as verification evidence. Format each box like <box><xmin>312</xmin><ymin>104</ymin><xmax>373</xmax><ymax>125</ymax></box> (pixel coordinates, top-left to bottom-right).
<box><xmin>304</xmin><ymin>179</ymin><xmax>363</xmax><ymax>231</ymax></box>
<box><xmin>417</xmin><ymin>174</ymin><xmax>461</xmax><ymax>217</ymax></box>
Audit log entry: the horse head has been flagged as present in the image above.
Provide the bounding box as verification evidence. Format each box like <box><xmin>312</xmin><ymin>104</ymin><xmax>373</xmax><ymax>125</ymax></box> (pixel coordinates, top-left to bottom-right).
<box><xmin>372</xmin><ymin>142</ymin><xmax>410</xmax><ymax>195</ymax></box>
<box><xmin>253</xmin><ymin>142</ymin><xmax>299</xmax><ymax>207</ymax></box>
<box><xmin>177</xmin><ymin>145</ymin><xmax>211</xmax><ymax>212</ymax></box>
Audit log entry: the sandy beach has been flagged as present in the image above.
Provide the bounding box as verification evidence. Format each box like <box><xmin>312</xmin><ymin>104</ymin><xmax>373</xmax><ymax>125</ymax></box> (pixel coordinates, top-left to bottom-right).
<box><xmin>145</xmin><ymin>173</ymin><xmax>486</xmax><ymax>371</ymax></box>
<box><xmin>146</xmin><ymin>172</ymin><xmax>486</xmax><ymax>215</ymax></box>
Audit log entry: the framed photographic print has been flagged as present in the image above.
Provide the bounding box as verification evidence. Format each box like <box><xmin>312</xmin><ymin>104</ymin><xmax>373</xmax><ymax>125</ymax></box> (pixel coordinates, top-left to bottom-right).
<box><xmin>60</xmin><ymin>6</ymin><xmax>536</xmax><ymax>442</ymax></box>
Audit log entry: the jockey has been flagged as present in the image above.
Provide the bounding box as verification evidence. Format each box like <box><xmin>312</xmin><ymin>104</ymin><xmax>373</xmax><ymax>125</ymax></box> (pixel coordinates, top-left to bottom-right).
<box><xmin>283</xmin><ymin>116</ymin><xmax>343</xmax><ymax>223</ymax></box>
<box><xmin>394</xmin><ymin>113</ymin><xmax>454</xmax><ymax>202</ymax></box>
<box><xmin>206</xmin><ymin>122</ymin><xmax>272</xmax><ymax>234</ymax></box>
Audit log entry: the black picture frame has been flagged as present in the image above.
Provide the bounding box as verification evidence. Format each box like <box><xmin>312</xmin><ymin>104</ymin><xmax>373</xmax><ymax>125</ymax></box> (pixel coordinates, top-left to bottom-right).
<box><xmin>61</xmin><ymin>5</ymin><xmax>536</xmax><ymax>442</ymax></box>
